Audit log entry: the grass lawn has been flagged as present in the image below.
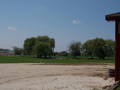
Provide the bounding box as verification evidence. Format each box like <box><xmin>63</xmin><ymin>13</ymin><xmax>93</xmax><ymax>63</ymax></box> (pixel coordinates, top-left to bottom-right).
<box><xmin>0</xmin><ymin>56</ymin><xmax>115</xmax><ymax>63</ymax></box>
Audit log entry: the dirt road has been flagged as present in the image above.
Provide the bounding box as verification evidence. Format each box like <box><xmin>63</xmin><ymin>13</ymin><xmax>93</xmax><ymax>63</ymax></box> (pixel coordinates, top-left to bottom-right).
<box><xmin>0</xmin><ymin>63</ymin><xmax>114</xmax><ymax>90</ymax></box>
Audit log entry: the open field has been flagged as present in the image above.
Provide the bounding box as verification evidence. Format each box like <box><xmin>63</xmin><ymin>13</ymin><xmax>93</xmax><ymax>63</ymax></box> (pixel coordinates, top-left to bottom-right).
<box><xmin>0</xmin><ymin>56</ymin><xmax>115</xmax><ymax>63</ymax></box>
<box><xmin>0</xmin><ymin>63</ymin><xmax>115</xmax><ymax>90</ymax></box>
<box><xmin>0</xmin><ymin>56</ymin><xmax>115</xmax><ymax>90</ymax></box>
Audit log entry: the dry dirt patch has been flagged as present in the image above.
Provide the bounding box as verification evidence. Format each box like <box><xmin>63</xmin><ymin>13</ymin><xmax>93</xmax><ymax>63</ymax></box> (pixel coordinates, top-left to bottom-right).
<box><xmin>0</xmin><ymin>63</ymin><xmax>114</xmax><ymax>90</ymax></box>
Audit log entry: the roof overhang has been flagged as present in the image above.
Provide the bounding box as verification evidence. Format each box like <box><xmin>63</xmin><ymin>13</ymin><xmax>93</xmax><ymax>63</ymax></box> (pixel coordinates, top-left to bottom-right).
<box><xmin>105</xmin><ymin>12</ymin><xmax>120</xmax><ymax>21</ymax></box>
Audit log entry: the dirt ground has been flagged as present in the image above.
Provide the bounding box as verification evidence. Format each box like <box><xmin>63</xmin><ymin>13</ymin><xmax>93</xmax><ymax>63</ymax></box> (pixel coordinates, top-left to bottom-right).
<box><xmin>0</xmin><ymin>63</ymin><xmax>115</xmax><ymax>90</ymax></box>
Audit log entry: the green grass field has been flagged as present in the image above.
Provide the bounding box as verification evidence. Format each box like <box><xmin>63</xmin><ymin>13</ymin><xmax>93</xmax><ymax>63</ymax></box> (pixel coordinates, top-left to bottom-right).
<box><xmin>0</xmin><ymin>56</ymin><xmax>115</xmax><ymax>63</ymax></box>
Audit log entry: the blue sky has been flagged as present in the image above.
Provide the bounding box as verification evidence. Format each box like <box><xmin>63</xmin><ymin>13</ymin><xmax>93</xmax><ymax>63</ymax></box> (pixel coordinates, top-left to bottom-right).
<box><xmin>0</xmin><ymin>0</ymin><xmax>119</xmax><ymax>52</ymax></box>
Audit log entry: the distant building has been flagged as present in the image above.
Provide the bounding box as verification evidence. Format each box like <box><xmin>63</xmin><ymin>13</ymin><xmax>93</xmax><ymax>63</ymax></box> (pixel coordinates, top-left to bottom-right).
<box><xmin>0</xmin><ymin>51</ymin><xmax>14</xmax><ymax>56</ymax></box>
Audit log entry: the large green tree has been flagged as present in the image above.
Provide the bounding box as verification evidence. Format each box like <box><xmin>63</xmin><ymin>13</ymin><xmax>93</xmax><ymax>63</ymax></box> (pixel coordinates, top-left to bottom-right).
<box><xmin>23</xmin><ymin>37</ymin><xmax>36</xmax><ymax>55</ymax></box>
<box><xmin>32</xmin><ymin>42</ymin><xmax>51</xmax><ymax>58</ymax></box>
<box><xmin>82</xmin><ymin>38</ymin><xmax>115</xmax><ymax>59</ymax></box>
<box><xmin>82</xmin><ymin>40</ymin><xmax>94</xmax><ymax>59</ymax></box>
<box><xmin>36</xmin><ymin>36</ymin><xmax>55</xmax><ymax>56</ymax></box>
<box><xmin>105</xmin><ymin>39</ymin><xmax>115</xmax><ymax>57</ymax></box>
<box><xmin>68</xmin><ymin>41</ymin><xmax>81</xmax><ymax>58</ymax></box>
<box><xmin>93</xmin><ymin>38</ymin><xmax>106</xmax><ymax>59</ymax></box>
<box><xmin>23</xmin><ymin>36</ymin><xmax>55</xmax><ymax>58</ymax></box>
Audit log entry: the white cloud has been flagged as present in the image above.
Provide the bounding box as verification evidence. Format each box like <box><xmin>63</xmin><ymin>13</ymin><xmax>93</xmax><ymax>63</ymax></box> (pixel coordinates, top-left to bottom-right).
<box><xmin>8</xmin><ymin>27</ymin><xmax>17</xmax><ymax>30</ymax></box>
<box><xmin>73</xmin><ymin>20</ymin><xmax>82</xmax><ymax>24</ymax></box>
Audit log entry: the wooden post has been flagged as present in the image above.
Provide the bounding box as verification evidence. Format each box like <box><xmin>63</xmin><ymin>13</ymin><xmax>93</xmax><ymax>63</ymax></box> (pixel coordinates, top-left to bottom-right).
<box><xmin>115</xmin><ymin>21</ymin><xmax>120</xmax><ymax>81</ymax></box>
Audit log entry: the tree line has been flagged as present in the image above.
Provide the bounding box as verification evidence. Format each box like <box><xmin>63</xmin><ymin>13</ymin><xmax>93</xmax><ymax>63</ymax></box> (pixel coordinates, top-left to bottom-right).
<box><xmin>13</xmin><ymin>36</ymin><xmax>115</xmax><ymax>59</ymax></box>
<box><xmin>53</xmin><ymin>38</ymin><xmax>115</xmax><ymax>59</ymax></box>
<box><xmin>0</xmin><ymin>48</ymin><xmax>10</xmax><ymax>52</ymax></box>
<box><xmin>81</xmin><ymin>38</ymin><xmax>115</xmax><ymax>59</ymax></box>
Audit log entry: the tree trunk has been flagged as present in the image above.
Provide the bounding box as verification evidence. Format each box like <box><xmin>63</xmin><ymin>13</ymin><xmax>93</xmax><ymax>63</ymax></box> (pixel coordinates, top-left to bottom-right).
<box><xmin>45</xmin><ymin>55</ymin><xmax>46</xmax><ymax>58</ymax></box>
<box><xmin>40</xmin><ymin>55</ymin><xmax>42</xmax><ymax>58</ymax></box>
<box><xmin>91</xmin><ymin>57</ymin><xmax>93</xmax><ymax>59</ymax></box>
<box><xmin>37</xmin><ymin>55</ymin><xmax>39</xmax><ymax>58</ymax></box>
<box><xmin>103</xmin><ymin>57</ymin><xmax>105</xmax><ymax>60</ymax></box>
<box><xmin>74</xmin><ymin>55</ymin><xmax>76</xmax><ymax>58</ymax></box>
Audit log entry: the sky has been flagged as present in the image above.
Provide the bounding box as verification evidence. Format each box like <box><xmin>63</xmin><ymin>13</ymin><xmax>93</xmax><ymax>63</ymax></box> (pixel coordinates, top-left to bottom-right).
<box><xmin>0</xmin><ymin>0</ymin><xmax>120</xmax><ymax>52</ymax></box>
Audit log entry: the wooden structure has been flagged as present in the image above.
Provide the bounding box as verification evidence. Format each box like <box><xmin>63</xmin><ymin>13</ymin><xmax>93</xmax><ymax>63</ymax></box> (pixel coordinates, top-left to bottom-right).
<box><xmin>106</xmin><ymin>12</ymin><xmax>120</xmax><ymax>81</ymax></box>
